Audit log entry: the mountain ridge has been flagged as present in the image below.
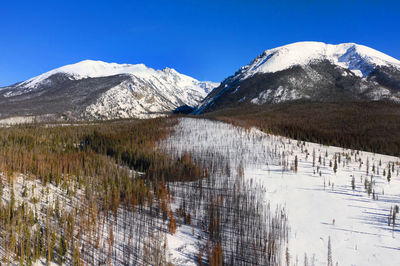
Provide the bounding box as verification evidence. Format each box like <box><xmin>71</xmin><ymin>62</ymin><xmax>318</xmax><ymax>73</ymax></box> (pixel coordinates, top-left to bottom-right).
<box><xmin>195</xmin><ymin>41</ymin><xmax>400</xmax><ymax>114</ymax></box>
<box><xmin>0</xmin><ymin>60</ymin><xmax>219</xmax><ymax>122</ymax></box>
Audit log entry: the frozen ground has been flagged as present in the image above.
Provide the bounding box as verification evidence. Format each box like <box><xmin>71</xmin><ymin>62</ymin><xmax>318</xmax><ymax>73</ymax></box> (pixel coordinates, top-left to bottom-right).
<box><xmin>163</xmin><ymin>118</ymin><xmax>400</xmax><ymax>265</ymax></box>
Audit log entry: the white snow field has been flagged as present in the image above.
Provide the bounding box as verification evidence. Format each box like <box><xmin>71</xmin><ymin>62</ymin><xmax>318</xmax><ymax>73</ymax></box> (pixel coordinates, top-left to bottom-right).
<box><xmin>163</xmin><ymin>118</ymin><xmax>400</xmax><ymax>265</ymax></box>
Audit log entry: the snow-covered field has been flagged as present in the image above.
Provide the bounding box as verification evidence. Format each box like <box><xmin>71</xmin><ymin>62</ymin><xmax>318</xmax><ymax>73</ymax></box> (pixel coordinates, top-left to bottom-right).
<box><xmin>163</xmin><ymin>118</ymin><xmax>400</xmax><ymax>265</ymax></box>
<box><xmin>1</xmin><ymin>117</ymin><xmax>398</xmax><ymax>265</ymax></box>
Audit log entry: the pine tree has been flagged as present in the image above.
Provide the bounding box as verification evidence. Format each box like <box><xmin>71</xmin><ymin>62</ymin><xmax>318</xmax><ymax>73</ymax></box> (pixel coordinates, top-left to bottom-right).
<box><xmin>169</xmin><ymin>209</ymin><xmax>176</xmax><ymax>235</ymax></box>
<box><xmin>333</xmin><ymin>158</ymin><xmax>337</xmax><ymax>174</ymax></box>
<box><xmin>312</xmin><ymin>149</ymin><xmax>315</xmax><ymax>167</ymax></box>
<box><xmin>327</xmin><ymin>237</ymin><xmax>332</xmax><ymax>266</ymax></box>
<box><xmin>59</xmin><ymin>234</ymin><xmax>67</xmax><ymax>264</ymax></box>
<box><xmin>72</xmin><ymin>245</ymin><xmax>80</xmax><ymax>266</ymax></box>
<box><xmin>198</xmin><ymin>248</ymin><xmax>204</xmax><ymax>266</ymax></box>
<box><xmin>285</xmin><ymin>247</ymin><xmax>290</xmax><ymax>266</ymax></box>
<box><xmin>210</xmin><ymin>242</ymin><xmax>223</xmax><ymax>266</ymax></box>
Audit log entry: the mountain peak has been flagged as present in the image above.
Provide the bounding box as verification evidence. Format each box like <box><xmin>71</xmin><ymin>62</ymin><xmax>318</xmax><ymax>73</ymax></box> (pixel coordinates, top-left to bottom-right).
<box><xmin>0</xmin><ymin>60</ymin><xmax>219</xmax><ymax>121</ymax></box>
<box><xmin>242</xmin><ymin>41</ymin><xmax>400</xmax><ymax>79</ymax></box>
<box><xmin>19</xmin><ymin>60</ymin><xmax>164</xmax><ymax>89</ymax></box>
<box><xmin>196</xmin><ymin>41</ymin><xmax>400</xmax><ymax>114</ymax></box>
<box><xmin>162</xmin><ymin>67</ymin><xmax>179</xmax><ymax>75</ymax></box>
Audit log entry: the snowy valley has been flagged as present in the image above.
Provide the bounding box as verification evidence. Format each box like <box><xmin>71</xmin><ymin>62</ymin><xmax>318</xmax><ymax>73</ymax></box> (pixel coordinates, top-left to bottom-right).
<box><xmin>162</xmin><ymin>118</ymin><xmax>400</xmax><ymax>265</ymax></box>
<box><xmin>0</xmin><ymin>42</ymin><xmax>399</xmax><ymax>266</ymax></box>
<box><xmin>2</xmin><ymin>0</ymin><xmax>400</xmax><ymax>265</ymax></box>
<box><xmin>0</xmin><ymin>117</ymin><xmax>399</xmax><ymax>265</ymax></box>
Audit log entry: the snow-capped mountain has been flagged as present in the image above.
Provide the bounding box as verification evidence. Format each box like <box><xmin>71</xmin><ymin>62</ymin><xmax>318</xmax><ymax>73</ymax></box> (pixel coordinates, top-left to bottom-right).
<box><xmin>196</xmin><ymin>42</ymin><xmax>400</xmax><ymax>113</ymax></box>
<box><xmin>0</xmin><ymin>60</ymin><xmax>218</xmax><ymax>121</ymax></box>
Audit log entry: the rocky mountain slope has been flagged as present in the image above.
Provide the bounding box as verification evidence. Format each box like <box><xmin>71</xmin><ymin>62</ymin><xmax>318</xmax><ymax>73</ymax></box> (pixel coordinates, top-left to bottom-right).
<box><xmin>0</xmin><ymin>60</ymin><xmax>218</xmax><ymax>122</ymax></box>
<box><xmin>195</xmin><ymin>42</ymin><xmax>400</xmax><ymax>113</ymax></box>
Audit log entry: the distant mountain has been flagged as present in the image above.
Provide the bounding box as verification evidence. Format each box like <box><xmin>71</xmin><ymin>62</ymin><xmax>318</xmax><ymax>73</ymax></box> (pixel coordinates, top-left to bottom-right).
<box><xmin>195</xmin><ymin>42</ymin><xmax>400</xmax><ymax>113</ymax></box>
<box><xmin>0</xmin><ymin>60</ymin><xmax>218</xmax><ymax>122</ymax></box>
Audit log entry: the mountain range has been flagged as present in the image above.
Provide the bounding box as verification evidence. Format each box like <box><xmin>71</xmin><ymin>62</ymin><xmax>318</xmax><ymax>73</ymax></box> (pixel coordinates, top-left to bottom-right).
<box><xmin>1</xmin><ymin>41</ymin><xmax>400</xmax><ymax>122</ymax></box>
<box><xmin>0</xmin><ymin>60</ymin><xmax>218</xmax><ymax>123</ymax></box>
<box><xmin>195</xmin><ymin>42</ymin><xmax>400</xmax><ymax>113</ymax></box>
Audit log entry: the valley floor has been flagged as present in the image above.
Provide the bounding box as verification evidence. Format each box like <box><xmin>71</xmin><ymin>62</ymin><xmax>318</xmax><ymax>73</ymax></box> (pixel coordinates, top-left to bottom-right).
<box><xmin>1</xmin><ymin>117</ymin><xmax>399</xmax><ymax>265</ymax></box>
<box><xmin>163</xmin><ymin>118</ymin><xmax>400</xmax><ymax>265</ymax></box>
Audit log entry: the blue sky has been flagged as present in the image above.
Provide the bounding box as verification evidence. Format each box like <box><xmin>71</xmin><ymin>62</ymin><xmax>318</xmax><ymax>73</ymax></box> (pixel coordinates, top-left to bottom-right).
<box><xmin>0</xmin><ymin>0</ymin><xmax>399</xmax><ymax>86</ymax></box>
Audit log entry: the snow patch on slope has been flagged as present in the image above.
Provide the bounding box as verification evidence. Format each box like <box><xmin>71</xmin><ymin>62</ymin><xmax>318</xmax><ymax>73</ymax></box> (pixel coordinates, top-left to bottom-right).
<box><xmin>83</xmin><ymin>73</ymin><xmax>217</xmax><ymax>119</ymax></box>
<box><xmin>251</xmin><ymin>86</ymin><xmax>305</xmax><ymax>104</ymax></box>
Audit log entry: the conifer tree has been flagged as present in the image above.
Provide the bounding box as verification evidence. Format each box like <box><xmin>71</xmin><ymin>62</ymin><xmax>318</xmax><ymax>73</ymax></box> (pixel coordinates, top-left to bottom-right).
<box><xmin>59</xmin><ymin>234</ymin><xmax>67</xmax><ymax>264</ymax></box>
<box><xmin>312</xmin><ymin>149</ymin><xmax>315</xmax><ymax>167</ymax></box>
<box><xmin>333</xmin><ymin>158</ymin><xmax>337</xmax><ymax>174</ymax></box>
<box><xmin>327</xmin><ymin>237</ymin><xmax>332</xmax><ymax>266</ymax></box>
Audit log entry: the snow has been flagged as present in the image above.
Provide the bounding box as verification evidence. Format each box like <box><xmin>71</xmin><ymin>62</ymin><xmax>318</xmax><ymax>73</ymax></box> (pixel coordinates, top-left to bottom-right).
<box><xmin>163</xmin><ymin>118</ymin><xmax>400</xmax><ymax>265</ymax></box>
<box><xmin>8</xmin><ymin>60</ymin><xmax>219</xmax><ymax>120</ymax></box>
<box><xmin>82</xmin><ymin>73</ymin><xmax>217</xmax><ymax>119</ymax></box>
<box><xmin>33</xmin><ymin>260</ymin><xmax>58</xmax><ymax>266</ymax></box>
<box><xmin>0</xmin><ymin>116</ymin><xmax>36</xmax><ymax>125</ymax></box>
<box><xmin>250</xmin><ymin>85</ymin><xmax>305</xmax><ymax>104</ymax></box>
<box><xmin>195</xmin><ymin>42</ymin><xmax>400</xmax><ymax>111</ymax></box>
<box><xmin>241</xmin><ymin>42</ymin><xmax>400</xmax><ymax>79</ymax></box>
<box><xmin>19</xmin><ymin>60</ymin><xmax>217</xmax><ymax>96</ymax></box>
<box><xmin>2</xmin><ymin>117</ymin><xmax>399</xmax><ymax>265</ymax></box>
<box><xmin>166</xmin><ymin>225</ymin><xmax>204</xmax><ymax>266</ymax></box>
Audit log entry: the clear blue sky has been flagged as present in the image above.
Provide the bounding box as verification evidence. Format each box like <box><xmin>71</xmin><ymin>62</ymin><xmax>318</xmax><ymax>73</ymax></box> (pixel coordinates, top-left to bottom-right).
<box><xmin>0</xmin><ymin>0</ymin><xmax>399</xmax><ymax>86</ymax></box>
